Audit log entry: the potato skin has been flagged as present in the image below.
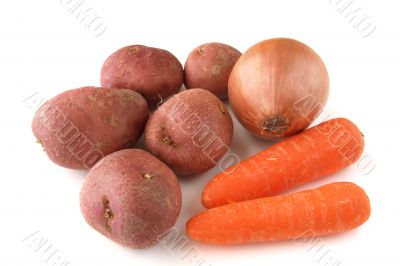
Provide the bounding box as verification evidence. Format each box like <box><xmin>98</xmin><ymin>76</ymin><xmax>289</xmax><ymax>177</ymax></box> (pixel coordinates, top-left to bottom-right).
<box><xmin>101</xmin><ymin>45</ymin><xmax>183</xmax><ymax>108</ymax></box>
<box><xmin>31</xmin><ymin>87</ymin><xmax>148</xmax><ymax>169</ymax></box>
<box><xmin>80</xmin><ymin>149</ymin><xmax>182</xmax><ymax>249</ymax></box>
<box><xmin>184</xmin><ymin>43</ymin><xmax>241</xmax><ymax>98</ymax></box>
<box><xmin>145</xmin><ymin>88</ymin><xmax>233</xmax><ymax>176</ymax></box>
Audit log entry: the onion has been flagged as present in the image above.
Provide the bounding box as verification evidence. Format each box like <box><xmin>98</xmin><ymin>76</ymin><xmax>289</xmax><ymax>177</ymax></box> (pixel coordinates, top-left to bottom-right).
<box><xmin>228</xmin><ymin>38</ymin><xmax>329</xmax><ymax>140</ymax></box>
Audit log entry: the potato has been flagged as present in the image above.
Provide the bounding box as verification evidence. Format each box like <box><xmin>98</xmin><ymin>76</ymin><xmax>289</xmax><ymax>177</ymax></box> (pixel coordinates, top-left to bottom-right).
<box><xmin>100</xmin><ymin>45</ymin><xmax>183</xmax><ymax>108</ymax></box>
<box><xmin>32</xmin><ymin>87</ymin><xmax>148</xmax><ymax>170</ymax></box>
<box><xmin>145</xmin><ymin>88</ymin><xmax>233</xmax><ymax>176</ymax></box>
<box><xmin>184</xmin><ymin>42</ymin><xmax>241</xmax><ymax>98</ymax></box>
<box><xmin>80</xmin><ymin>149</ymin><xmax>182</xmax><ymax>249</ymax></box>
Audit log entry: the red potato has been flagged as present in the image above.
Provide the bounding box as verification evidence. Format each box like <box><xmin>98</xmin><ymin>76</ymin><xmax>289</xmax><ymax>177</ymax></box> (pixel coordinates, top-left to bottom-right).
<box><xmin>184</xmin><ymin>42</ymin><xmax>241</xmax><ymax>98</ymax></box>
<box><xmin>145</xmin><ymin>89</ymin><xmax>233</xmax><ymax>176</ymax></box>
<box><xmin>101</xmin><ymin>45</ymin><xmax>183</xmax><ymax>108</ymax></box>
<box><xmin>80</xmin><ymin>149</ymin><xmax>182</xmax><ymax>249</ymax></box>
<box><xmin>32</xmin><ymin>87</ymin><xmax>148</xmax><ymax>169</ymax></box>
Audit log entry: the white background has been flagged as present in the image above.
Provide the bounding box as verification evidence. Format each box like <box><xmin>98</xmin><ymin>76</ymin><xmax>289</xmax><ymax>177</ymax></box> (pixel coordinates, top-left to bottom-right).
<box><xmin>1</xmin><ymin>0</ymin><xmax>399</xmax><ymax>265</ymax></box>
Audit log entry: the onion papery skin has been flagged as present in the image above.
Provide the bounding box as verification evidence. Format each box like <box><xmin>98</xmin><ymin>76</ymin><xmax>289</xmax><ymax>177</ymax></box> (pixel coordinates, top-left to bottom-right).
<box><xmin>228</xmin><ymin>38</ymin><xmax>329</xmax><ymax>140</ymax></box>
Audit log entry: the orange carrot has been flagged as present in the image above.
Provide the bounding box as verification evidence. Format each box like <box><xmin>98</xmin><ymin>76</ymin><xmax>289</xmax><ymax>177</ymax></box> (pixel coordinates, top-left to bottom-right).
<box><xmin>188</xmin><ymin>182</ymin><xmax>370</xmax><ymax>245</ymax></box>
<box><xmin>202</xmin><ymin>118</ymin><xmax>364</xmax><ymax>208</ymax></box>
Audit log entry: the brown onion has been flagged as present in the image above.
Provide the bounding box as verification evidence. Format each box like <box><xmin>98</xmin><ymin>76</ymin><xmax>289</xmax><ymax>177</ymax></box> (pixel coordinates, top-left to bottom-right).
<box><xmin>228</xmin><ymin>38</ymin><xmax>329</xmax><ymax>139</ymax></box>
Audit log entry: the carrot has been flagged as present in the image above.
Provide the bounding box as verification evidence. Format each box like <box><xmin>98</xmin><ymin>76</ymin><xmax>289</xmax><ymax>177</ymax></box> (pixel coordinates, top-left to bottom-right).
<box><xmin>202</xmin><ymin>118</ymin><xmax>364</xmax><ymax>208</ymax></box>
<box><xmin>187</xmin><ymin>182</ymin><xmax>370</xmax><ymax>245</ymax></box>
